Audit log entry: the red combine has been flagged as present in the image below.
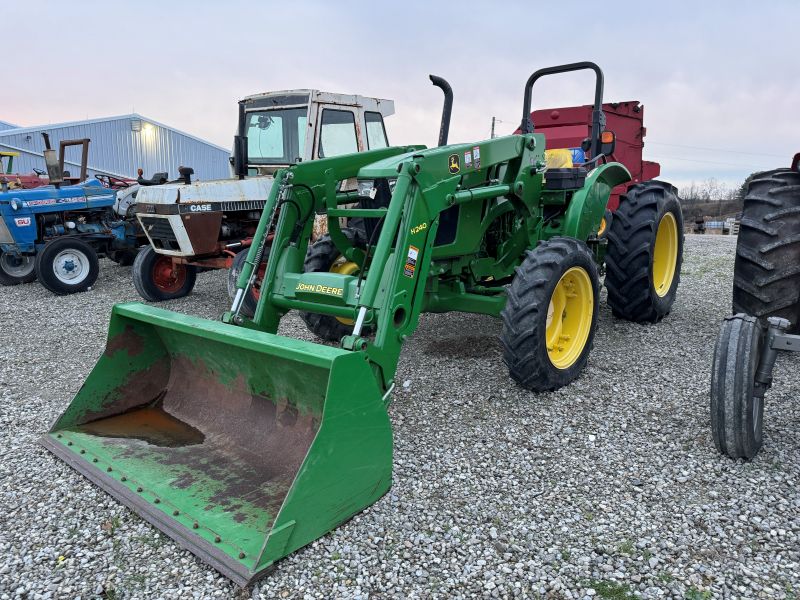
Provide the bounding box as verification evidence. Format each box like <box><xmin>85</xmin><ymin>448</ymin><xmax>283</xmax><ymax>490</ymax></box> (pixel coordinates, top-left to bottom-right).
<box><xmin>520</xmin><ymin>100</ymin><xmax>661</xmax><ymax>211</ymax></box>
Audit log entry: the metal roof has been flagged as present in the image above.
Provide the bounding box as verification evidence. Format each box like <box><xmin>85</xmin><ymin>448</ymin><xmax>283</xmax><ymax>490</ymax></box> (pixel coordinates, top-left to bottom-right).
<box><xmin>0</xmin><ymin>113</ymin><xmax>229</xmax><ymax>152</ymax></box>
<box><xmin>0</xmin><ymin>114</ymin><xmax>231</xmax><ymax>181</ymax></box>
<box><xmin>0</xmin><ymin>120</ymin><xmax>18</xmax><ymax>131</ymax></box>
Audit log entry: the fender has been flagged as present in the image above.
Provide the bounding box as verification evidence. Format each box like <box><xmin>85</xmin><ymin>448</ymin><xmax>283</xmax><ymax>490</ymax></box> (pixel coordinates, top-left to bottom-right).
<box><xmin>560</xmin><ymin>162</ymin><xmax>631</xmax><ymax>240</ymax></box>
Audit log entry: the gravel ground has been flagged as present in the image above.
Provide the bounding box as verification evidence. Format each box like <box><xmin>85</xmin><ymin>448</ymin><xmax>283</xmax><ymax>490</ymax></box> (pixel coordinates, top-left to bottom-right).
<box><xmin>1</xmin><ymin>234</ymin><xmax>798</xmax><ymax>599</ymax></box>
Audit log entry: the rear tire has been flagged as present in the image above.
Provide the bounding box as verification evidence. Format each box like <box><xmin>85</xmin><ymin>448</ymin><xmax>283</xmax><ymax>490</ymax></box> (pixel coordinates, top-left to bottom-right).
<box><xmin>501</xmin><ymin>237</ymin><xmax>600</xmax><ymax>392</ymax></box>
<box><xmin>35</xmin><ymin>237</ymin><xmax>99</xmax><ymax>295</ymax></box>
<box><xmin>226</xmin><ymin>248</ymin><xmax>269</xmax><ymax>318</ymax></box>
<box><xmin>710</xmin><ymin>314</ymin><xmax>765</xmax><ymax>459</ymax></box>
<box><xmin>300</xmin><ymin>228</ymin><xmax>367</xmax><ymax>342</ymax></box>
<box><xmin>0</xmin><ymin>251</ymin><xmax>37</xmax><ymax>285</ymax></box>
<box><xmin>732</xmin><ymin>169</ymin><xmax>800</xmax><ymax>331</ymax></box>
<box><xmin>132</xmin><ymin>246</ymin><xmax>197</xmax><ymax>302</ymax></box>
<box><xmin>605</xmin><ymin>181</ymin><xmax>684</xmax><ymax>322</ymax></box>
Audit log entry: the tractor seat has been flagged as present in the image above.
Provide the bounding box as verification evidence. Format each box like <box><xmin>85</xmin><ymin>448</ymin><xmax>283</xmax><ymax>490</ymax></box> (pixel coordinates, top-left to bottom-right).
<box><xmin>137</xmin><ymin>172</ymin><xmax>169</xmax><ymax>186</ymax></box>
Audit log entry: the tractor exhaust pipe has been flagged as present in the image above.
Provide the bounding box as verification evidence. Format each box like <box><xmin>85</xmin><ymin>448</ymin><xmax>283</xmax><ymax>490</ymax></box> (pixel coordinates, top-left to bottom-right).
<box><xmin>429</xmin><ymin>75</ymin><xmax>453</xmax><ymax>147</ymax></box>
<box><xmin>233</xmin><ymin>100</ymin><xmax>248</xmax><ymax>180</ymax></box>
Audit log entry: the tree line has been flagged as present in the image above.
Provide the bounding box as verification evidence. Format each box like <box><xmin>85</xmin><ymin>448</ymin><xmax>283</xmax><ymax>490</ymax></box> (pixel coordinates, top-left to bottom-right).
<box><xmin>677</xmin><ymin>174</ymin><xmax>756</xmax><ymax>223</ymax></box>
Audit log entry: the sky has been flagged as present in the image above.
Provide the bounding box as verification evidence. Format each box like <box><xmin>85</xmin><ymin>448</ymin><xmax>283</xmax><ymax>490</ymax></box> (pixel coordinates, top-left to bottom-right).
<box><xmin>4</xmin><ymin>0</ymin><xmax>799</xmax><ymax>191</ymax></box>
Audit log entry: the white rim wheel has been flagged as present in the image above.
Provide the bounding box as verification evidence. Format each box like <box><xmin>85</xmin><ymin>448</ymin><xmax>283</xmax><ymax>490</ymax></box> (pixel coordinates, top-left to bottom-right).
<box><xmin>52</xmin><ymin>249</ymin><xmax>91</xmax><ymax>285</ymax></box>
<box><xmin>0</xmin><ymin>253</ymin><xmax>35</xmax><ymax>278</ymax></box>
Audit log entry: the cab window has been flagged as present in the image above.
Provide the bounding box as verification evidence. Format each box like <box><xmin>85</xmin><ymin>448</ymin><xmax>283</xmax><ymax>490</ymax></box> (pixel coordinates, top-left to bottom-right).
<box><xmin>365</xmin><ymin>112</ymin><xmax>388</xmax><ymax>149</ymax></box>
<box><xmin>319</xmin><ymin>109</ymin><xmax>358</xmax><ymax>157</ymax></box>
<box><xmin>246</xmin><ymin>108</ymin><xmax>307</xmax><ymax>164</ymax></box>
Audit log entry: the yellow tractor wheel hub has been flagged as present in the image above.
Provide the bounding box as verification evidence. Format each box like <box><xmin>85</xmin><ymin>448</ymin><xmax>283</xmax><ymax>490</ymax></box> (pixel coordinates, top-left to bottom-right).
<box><xmin>330</xmin><ymin>258</ymin><xmax>359</xmax><ymax>324</ymax></box>
<box><xmin>546</xmin><ymin>266</ymin><xmax>594</xmax><ymax>369</ymax></box>
<box><xmin>652</xmin><ymin>212</ymin><xmax>678</xmax><ymax>297</ymax></box>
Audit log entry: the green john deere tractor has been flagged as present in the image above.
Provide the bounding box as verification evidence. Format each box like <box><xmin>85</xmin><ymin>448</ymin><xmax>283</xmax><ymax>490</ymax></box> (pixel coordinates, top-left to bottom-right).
<box><xmin>42</xmin><ymin>62</ymin><xmax>683</xmax><ymax>585</ymax></box>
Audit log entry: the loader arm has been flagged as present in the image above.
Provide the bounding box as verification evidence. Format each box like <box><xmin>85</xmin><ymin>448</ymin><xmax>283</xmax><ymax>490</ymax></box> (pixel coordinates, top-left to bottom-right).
<box><xmin>233</xmin><ymin>134</ymin><xmax>545</xmax><ymax>392</ymax></box>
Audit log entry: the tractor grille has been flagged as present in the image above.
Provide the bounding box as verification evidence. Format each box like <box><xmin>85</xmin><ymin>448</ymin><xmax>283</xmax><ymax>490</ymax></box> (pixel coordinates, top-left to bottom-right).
<box><xmin>140</xmin><ymin>217</ymin><xmax>177</xmax><ymax>242</ymax></box>
<box><xmin>218</xmin><ymin>199</ymin><xmax>267</xmax><ymax>213</ymax></box>
<box><xmin>140</xmin><ymin>216</ymin><xmax>181</xmax><ymax>251</ymax></box>
<box><xmin>0</xmin><ymin>217</ymin><xmax>13</xmax><ymax>244</ymax></box>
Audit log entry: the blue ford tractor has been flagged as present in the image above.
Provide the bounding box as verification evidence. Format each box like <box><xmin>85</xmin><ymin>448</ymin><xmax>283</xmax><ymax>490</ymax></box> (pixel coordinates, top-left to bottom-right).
<box><xmin>0</xmin><ymin>134</ymin><xmax>144</xmax><ymax>294</ymax></box>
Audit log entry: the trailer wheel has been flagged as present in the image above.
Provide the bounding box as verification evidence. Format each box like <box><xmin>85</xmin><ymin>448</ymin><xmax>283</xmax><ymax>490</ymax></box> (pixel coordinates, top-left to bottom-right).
<box><xmin>132</xmin><ymin>246</ymin><xmax>197</xmax><ymax>302</ymax></box>
<box><xmin>35</xmin><ymin>237</ymin><xmax>99</xmax><ymax>295</ymax></box>
<box><xmin>605</xmin><ymin>181</ymin><xmax>684</xmax><ymax>322</ymax></box>
<box><xmin>0</xmin><ymin>252</ymin><xmax>37</xmax><ymax>285</ymax></box>
<box><xmin>226</xmin><ymin>247</ymin><xmax>269</xmax><ymax>318</ymax></box>
<box><xmin>300</xmin><ymin>228</ymin><xmax>369</xmax><ymax>342</ymax></box>
<box><xmin>711</xmin><ymin>314</ymin><xmax>766</xmax><ymax>459</ymax></box>
<box><xmin>501</xmin><ymin>237</ymin><xmax>600</xmax><ymax>392</ymax></box>
<box><xmin>732</xmin><ymin>169</ymin><xmax>800</xmax><ymax>331</ymax></box>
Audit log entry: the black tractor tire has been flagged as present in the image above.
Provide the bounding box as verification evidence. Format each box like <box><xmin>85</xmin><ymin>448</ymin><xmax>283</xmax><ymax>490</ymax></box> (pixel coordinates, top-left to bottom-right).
<box><xmin>732</xmin><ymin>169</ymin><xmax>800</xmax><ymax>331</ymax></box>
<box><xmin>605</xmin><ymin>181</ymin><xmax>684</xmax><ymax>322</ymax></box>
<box><xmin>300</xmin><ymin>228</ymin><xmax>367</xmax><ymax>342</ymax></box>
<box><xmin>710</xmin><ymin>314</ymin><xmax>766</xmax><ymax>459</ymax></box>
<box><xmin>132</xmin><ymin>246</ymin><xmax>197</xmax><ymax>302</ymax></box>
<box><xmin>0</xmin><ymin>251</ymin><xmax>37</xmax><ymax>285</ymax></box>
<box><xmin>501</xmin><ymin>237</ymin><xmax>600</xmax><ymax>392</ymax></box>
<box><xmin>108</xmin><ymin>248</ymin><xmax>139</xmax><ymax>267</ymax></box>
<box><xmin>227</xmin><ymin>248</ymin><xmax>270</xmax><ymax>318</ymax></box>
<box><xmin>35</xmin><ymin>237</ymin><xmax>100</xmax><ymax>295</ymax></box>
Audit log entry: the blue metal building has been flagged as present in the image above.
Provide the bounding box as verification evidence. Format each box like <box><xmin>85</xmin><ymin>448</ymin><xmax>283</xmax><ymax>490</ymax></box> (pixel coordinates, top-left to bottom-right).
<box><xmin>0</xmin><ymin>114</ymin><xmax>230</xmax><ymax>182</ymax></box>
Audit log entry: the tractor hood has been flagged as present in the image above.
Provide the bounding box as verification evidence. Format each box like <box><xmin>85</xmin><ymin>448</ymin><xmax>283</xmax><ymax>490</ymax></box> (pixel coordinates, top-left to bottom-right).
<box><xmin>357</xmin><ymin>150</ymin><xmax>419</xmax><ymax>179</ymax></box>
<box><xmin>134</xmin><ymin>177</ymin><xmax>274</xmax><ymax>208</ymax></box>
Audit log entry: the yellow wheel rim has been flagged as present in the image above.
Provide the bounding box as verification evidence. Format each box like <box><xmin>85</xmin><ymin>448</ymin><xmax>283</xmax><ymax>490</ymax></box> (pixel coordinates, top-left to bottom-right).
<box><xmin>652</xmin><ymin>212</ymin><xmax>678</xmax><ymax>298</ymax></box>
<box><xmin>546</xmin><ymin>266</ymin><xmax>594</xmax><ymax>369</ymax></box>
<box><xmin>597</xmin><ymin>216</ymin><xmax>607</xmax><ymax>236</ymax></box>
<box><xmin>330</xmin><ymin>257</ymin><xmax>359</xmax><ymax>324</ymax></box>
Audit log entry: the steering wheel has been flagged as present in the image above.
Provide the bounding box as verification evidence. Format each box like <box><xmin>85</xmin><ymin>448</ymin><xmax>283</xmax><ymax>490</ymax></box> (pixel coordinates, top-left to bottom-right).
<box><xmin>95</xmin><ymin>174</ymin><xmax>131</xmax><ymax>189</ymax></box>
<box><xmin>33</xmin><ymin>168</ymin><xmax>46</xmax><ymax>176</ymax></box>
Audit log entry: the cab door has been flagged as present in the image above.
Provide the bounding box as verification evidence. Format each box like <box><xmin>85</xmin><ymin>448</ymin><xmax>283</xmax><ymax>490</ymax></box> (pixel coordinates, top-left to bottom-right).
<box><xmin>312</xmin><ymin>105</ymin><xmax>362</xmax><ymax>159</ymax></box>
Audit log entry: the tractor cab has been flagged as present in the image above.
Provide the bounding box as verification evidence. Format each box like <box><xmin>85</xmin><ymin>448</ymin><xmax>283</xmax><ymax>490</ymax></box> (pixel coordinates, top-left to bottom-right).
<box><xmin>239</xmin><ymin>90</ymin><xmax>394</xmax><ymax>177</ymax></box>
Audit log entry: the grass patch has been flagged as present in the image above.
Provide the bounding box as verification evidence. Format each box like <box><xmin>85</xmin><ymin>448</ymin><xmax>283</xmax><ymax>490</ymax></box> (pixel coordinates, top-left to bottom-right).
<box><xmin>617</xmin><ymin>540</ymin><xmax>634</xmax><ymax>555</ymax></box>
<box><xmin>685</xmin><ymin>588</ymin><xmax>712</xmax><ymax>600</ymax></box>
<box><xmin>583</xmin><ymin>579</ymin><xmax>634</xmax><ymax>600</ymax></box>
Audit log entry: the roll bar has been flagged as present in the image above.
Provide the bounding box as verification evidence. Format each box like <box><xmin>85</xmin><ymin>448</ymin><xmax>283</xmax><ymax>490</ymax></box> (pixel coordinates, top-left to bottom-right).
<box><xmin>520</xmin><ymin>61</ymin><xmax>606</xmax><ymax>158</ymax></box>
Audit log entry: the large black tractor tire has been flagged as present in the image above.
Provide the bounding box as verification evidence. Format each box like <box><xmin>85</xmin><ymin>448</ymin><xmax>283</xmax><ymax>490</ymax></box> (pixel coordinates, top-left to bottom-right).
<box><xmin>132</xmin><ymin>246</ymin><xmax>197</xmax><ymax>302</ymax></box>
<box><xmin>35</xmin><ymin>237</ymin><xmax>100</xmax><ymax>295</ymax></box>
<box><xmin>226</xmin><ymin>247</ymin><xmax>270</xmax><ymax>318</ymax></box>
<box><xmin>0</xmin><ymin>251</ymin><xmax>37</xmax><ymax>285</ymax></box>
<box><xmin>300</xmin><ymin>228</ymin><xmax>367</xmax><ymax>342</ymax></box>
<box><xmin>710</xmin><ymin>314</ymin><xmax>766</xmax><ymax>459</ymax></box>
<box><xmin>501</xmin><ymin>237</ymin><xmax>600</xmax><ymax>392</ymax></box>
<box><xmin>732</xmin><ymin>169</ymin><xmax>800</xmax><ymax>331</ymax></box>
<box><xmin>605</xmin><ymin>181</ymin><xmax>684</xmax><ymax>322</ymax></box>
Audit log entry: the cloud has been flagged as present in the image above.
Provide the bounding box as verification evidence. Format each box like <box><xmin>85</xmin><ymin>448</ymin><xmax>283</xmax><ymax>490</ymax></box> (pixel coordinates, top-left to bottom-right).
<box><xmin>4</xmin><ymin>0</ymin><xmax>797</xmax><ymax>188</ymax></box>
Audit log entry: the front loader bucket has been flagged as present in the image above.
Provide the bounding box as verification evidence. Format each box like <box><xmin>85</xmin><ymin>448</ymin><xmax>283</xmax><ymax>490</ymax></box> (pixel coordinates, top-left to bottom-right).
<box><xmin>41</xmin><ymin>304</ymin><xmax>392</xmax><ymax>586</ymax></box>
